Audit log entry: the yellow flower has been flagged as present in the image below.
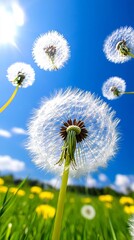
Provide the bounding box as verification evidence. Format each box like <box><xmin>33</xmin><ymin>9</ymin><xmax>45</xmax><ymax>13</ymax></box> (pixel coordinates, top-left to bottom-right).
<box><xmin>119</xmin><ymin>196</ymin><xmax>134</xmax><ymax>205</ymax></box>
<box><xmin>9</xmin><ymin>187</ymin><xmax>18</xmax><ymax>194</ymax></box>
<box><xmin>9</xmin><ymin>187</ymin><xmax>25</xmax><ymax>196</ymax></box>
<box><xmin>105</xmin><ymin>203</ymin><xmax>112</xmax><ymax>208</ymax></box>
<box><xmin>0</xmin><ymin>178</ymin><xmax>4</xmax><ymax>185</ymax></box>
<box><xmin>30</xmin><ymin>186</ymin><xmax>42</xmax><ymax>194</ymax></box>
<box><xmin>39</xmin><ymin>191</ymin><xmax>54</xmax><ymax>200</ymax></box>
<box><xmin>98</xmin><ymin>195</ymin><xmax>113</xmax><ymax>202</ymax></box>
<box><xmin>81</xmin><ymin>198</ymin><xmax>92</xmax><ymax>204</ymax></box>
<box><xmin>0</xmin><ymin>186</ymin><xmax>8</xmax><ymax>193</ymax></box>
<box><xmin>124</xmin><ymin>205</ymin><xmax>134</xmax><ymax>214</ymax></box>
<box><xmin>36</xmin><ymin>204</ymin><xmax>55</xmax><ymax>219</ymax></box>
<box><xmin>29</xmin><ymin>193</ymin><xmax>34</xmax><ymax>199</ymax></box>
<box><xmin>17</xmin><ymin>189</ymin><xmax>25</xmax><ymax>196</ymax></box>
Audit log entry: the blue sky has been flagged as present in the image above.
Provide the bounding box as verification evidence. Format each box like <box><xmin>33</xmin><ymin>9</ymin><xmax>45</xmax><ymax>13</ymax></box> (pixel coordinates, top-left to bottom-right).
<box><xmin>0</xmin><ymin>0</ymin><xmax>133</xmax><ymax>192</ymax></box>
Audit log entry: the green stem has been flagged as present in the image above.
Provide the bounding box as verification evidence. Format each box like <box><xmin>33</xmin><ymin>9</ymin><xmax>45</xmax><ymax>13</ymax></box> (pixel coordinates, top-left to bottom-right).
<box><xmin>124</xmin><ymin>91</ymin><xmax>134</xmax><ymax>94</ymax></box>
<box><xmin>0</xmin><ymin>85</ymin><xmax>19</xmax><ymax>113</ymax></box>
<box><xmin>52</xmin><ymin>157</ymin><xmax>70</xmax><ymax>240</ymax></box>
<box><xmin>128</xmin><ymin>52</ymin><xmax>134</xmax><ymax>58</ymax></box>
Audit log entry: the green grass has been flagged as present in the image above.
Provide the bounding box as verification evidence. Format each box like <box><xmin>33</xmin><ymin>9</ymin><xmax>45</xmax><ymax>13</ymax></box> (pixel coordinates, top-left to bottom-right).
<box><xmin>0</xmin><ymin>182</ymin><xmax>131</xmax><ymax>240</ymax></box>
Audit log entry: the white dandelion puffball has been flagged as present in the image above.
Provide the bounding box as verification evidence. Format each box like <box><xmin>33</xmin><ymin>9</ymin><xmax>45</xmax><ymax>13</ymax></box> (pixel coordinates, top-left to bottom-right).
<box><xmin>102</xmin><ymin>77</ymin><xmax>126</xmax><ymax>100</ymax></box>
<box><xmin>7</xmin><ymin>62</ymin><xmax>35</xmax><ymax>88</ymax></box>
<box><xmin>32</xmin><ymin>31</ymin><xmax>70</xmax><ymax>71</ymax></box>
<box><xmin>81</xmin><ymin>205</ymin><xmax>96</xmax><ymax>220</ymax></box>
<box><xmin>103</xmin><ymin>26</ymin><xmax>134</xmax><ymax>63</ymax></box>
<box><xmin>129</xmin><ymin>216</ymin><xmax>134</xmax><ymax>239</ymax></box>
<box><xmin>27</xmin><ymin>88</ymin><xmax>119</xmax><ymax>178</ymax></box>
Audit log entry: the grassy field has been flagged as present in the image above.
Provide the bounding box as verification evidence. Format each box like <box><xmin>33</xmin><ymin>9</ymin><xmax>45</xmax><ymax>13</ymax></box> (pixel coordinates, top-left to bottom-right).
<box><xmin>0</xmin><ymin>178</ymin><xmax>133</xmax><ymax>240</ymax></box>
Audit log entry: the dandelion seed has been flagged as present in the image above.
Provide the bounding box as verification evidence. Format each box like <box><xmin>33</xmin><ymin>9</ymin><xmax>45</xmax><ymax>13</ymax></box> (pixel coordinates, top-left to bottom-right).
<box><xmin>103</xmin><ymin>26</ymin><xmax>134</xmax><ymax>63</ymax></box>
<box><xmin>27</xmin><ymin>88</ymin><xmax>119</xmax><ymax>240</ymax></box>
<box><xmin>7</xmin><ymin>62</ymin><xmax>35</xmax><ymax>88</ymax></box>
<box><xmin>102</xmin><ymin>77</ymin><xmax>126</xmax><ymax>100</ymax></box>
<box><xmin>27</xmin><ymin>88</ymin><xmax>119</xmax><ymax>178</ymax></box>
<box><xmin>129</xmin><ymin>216</ymin><xmax>134</xmax><ymax>239</ymax></box>
<box><xmin>81</xmin><ymin>205</ymin><xmax>96</xmax><ymax>220</ymax></box>
<box><xmin>0</xmin><ymin>62</ymin><xmax>35</xmax><ymax>113</ymax></box>
<box><xmin>32</xmin><ymin>31</ymin><xmax>70</xmax><ymax>71</ymax></box>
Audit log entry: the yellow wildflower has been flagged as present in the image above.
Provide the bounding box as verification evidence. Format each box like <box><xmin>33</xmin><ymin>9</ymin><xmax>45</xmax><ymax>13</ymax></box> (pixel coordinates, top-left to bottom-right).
<box><xmin>17</xmin><ymin>189</ymin><xmax>25</xmax><ymax>196</ymax></box>
<box><xmin>30</xmin><ymin>186</ymin><xmax>42</xmax><ymax>194</ymax></box>
<box><xmin>0</xmin><ymin>186</ymin><xmax>8</xmax><ymax>193</ymax></box>
<box><xmin>39</xmin><ymin>191</ymin><xmax>54</xmax><ymax>200</ymax></box>
<box><xmin>9</xmin><ymin>187</ymin><xmax>25</xmax><ymax>196</ymax></box>
<box><xmin>124</xmin><ymin>205</ymin><xmax>134</xmax><ymax>214</ymax></box>
<box><xmin>0</xmin><ymin>178</ymin><xmax>4</xmax><ymax>185</ymax></box>
<box><xmin>36</xmin><ymin>204</ymin><xmax>55</xmax><ymax>219</ymax></box>
<box><xmin>9</xmin><ymin>187</ymin><xmax>18</xmax><ymax>194</ymax></box>
<box><xmin>105</xmin><ymin>203</ymin><xmax>112</xmax><ymax>208</ymax></box>
<box><xmin>81</xmin><ymin>197</ymin><xmax>92</xmax><ymax>204</ymax></box>
<box><xmin>119</xmin><ymin>196</ymin><xmax>134</xmax><ymax>205</ymax></box>
<box><xmin>99</xmin><ymin>195</ymin><xmax>113</xmax><ymax>202</ymax></box>
<box><xmin>29</xmin><ymin>193</ymin><xmax>34</xmax><ymax>199</ymax></box>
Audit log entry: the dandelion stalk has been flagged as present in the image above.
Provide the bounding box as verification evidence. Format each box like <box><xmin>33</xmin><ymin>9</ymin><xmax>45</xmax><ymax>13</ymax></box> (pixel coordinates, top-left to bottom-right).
<box><xmin>124</xmin><ymin>91</ymin><xmax>134</xmax><ymax>94</ymax></box>
<box><xmin>52</xmin><ymin>156</ymin><xmax>70</xmax><ymax>240</ymax></box>
<box><xmin>128</xmin><ymin>52</ymin><xmax>134</xmax><ymax>58</ymax></box>
<box><xmin>0</xmin><ymin>85</ymin><xmax>19</xmax><ymax>113</ymax></box>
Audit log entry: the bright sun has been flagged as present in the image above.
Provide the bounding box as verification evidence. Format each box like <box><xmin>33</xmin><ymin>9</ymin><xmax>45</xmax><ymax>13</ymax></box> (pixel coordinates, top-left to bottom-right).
<box><xmin>0</xmin><ymin>2</ymin><xmax>24</xmax><ymax>45</ymax></box>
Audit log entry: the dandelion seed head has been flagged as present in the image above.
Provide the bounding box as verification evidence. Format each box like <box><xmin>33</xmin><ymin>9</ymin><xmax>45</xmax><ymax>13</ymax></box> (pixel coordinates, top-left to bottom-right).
<box><xmin>103</xmin><ymin>26</ymin><xmax>134</xmax><ymax>63</ymax></box>
<box><xmin>32</xmin><ymin>31</ymin><xmax>70</xmax><ymax>71</ymax></box>
<box><xmin>27</xmin><ymin>88</ymin><xmax>119</xmax><ymax>178</ymax></box>
<box><xmin>129</xmin><ymin>216</ymin><xmax>134</xmax><ymax>239</ymax></box>
<box><xmin>7</xmin><ymin>62</ymin><xmax>35</xmax><ymax>88</ymax></box>
<box><xmin>102</xmin><ymin>77</ymin><xmax>126</xmax><ymax>100</ymax></box>
<box><xmin>81</xmin><ymin>205</ymin><xmax>96</xmax><ymax>220</ymax></box>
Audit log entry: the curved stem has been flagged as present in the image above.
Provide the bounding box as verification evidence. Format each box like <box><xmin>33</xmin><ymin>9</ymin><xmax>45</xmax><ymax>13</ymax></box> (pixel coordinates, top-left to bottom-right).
<box><xmin>123</xmin><ymin>91</ymin><xmax>134</xmax><ymax>94</ymax></box>
<box><xmin>0</xmin><ymin>85</ymin><xmax>19</xmax><ymax>113</ymax></box>
<box><xmin>52</xmin><ymin>157</ymin><xmax>70</xmax><ymax>240</ymax></box>
<box><xmin>128</xmin><ymin>52</ymin><xmax>134</xmax><ymax>58</ymax></box>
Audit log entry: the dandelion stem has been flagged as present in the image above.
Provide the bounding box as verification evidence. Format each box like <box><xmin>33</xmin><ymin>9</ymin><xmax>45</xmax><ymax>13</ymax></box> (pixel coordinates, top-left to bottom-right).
<box><xmin>0</xmin><ymin>85</ymin><xmax>19</xmax><ymax>113</ymax></box>
<box><xmin>128</xmin><ymin>52</ymin><xmax>134</xmax><ymax>58</ymax></box>
<box><xmin>52</xmin><ymin>156</ymin><xmax>70</xmax><ymax>240</ymax></box>
<box><xmin>124</xmin><ymin>91</ymin><xmax>134</xmax><ymax>94</ymax></box>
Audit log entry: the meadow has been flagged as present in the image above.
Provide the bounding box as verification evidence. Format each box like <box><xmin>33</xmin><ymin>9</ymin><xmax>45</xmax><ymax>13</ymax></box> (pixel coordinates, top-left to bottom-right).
<box><xmin>0</xmin><ymin>177</ymin><xmax>133</xmax><ymax>240</ymax></box>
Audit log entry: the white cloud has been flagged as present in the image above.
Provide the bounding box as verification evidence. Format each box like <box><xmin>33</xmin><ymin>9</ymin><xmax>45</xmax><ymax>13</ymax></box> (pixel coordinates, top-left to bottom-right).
<box><xmin>0</xmin><ymin>129</ymin><xmax>11</xmax><ymax>138</ymax></box>
<box><xmin>112</xmin><ymin>174</ymin><xmax>134</xmax><ymax>194</ymax></box>
<box><xmin>86</xmin><ymin>175</ymin><xmax>97</xmax><ymax>188</ymax></box>
<box><xmin>98</xmin><ymin>173</ymin><xmax>108</xmax><ymax>182</ymax></box>
<box><xmin>11</xmin><ymin>127</ymin><xmax>27</xmax><ymax>135</ymax></box>
<box><xmin>0</xmin><ymin>155</ymin><xmax>25</xmax><ymax>172</ymax></box>
<box><xmin>115</xmin><ymin>174</ymin><xmax>130</xmax><ymax>186</ymax></box>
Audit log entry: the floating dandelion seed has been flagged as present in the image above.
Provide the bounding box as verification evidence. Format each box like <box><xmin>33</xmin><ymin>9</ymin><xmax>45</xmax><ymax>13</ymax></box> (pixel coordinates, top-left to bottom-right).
<box><xmin>0</xmin><ymin>62</ymin><xmax>35</xmax><ymax>113</ymax></box>
<box><xmin>81</xmin><ymin>205</ymin><xmax>96</xmax><ymax>220</ymax></box>
<box><xmin>129</xmin><ymin>216</ymin><xmax>134</xmax><ymax>239</ymax></box>
<box><xmin>7</xmin><ymin>62</ymin><xmax>35</xmax><ymax>88</ymax></box>
<box><xmin>103</xmin><ymin>26</ymin><xmax>134</xmax><ymax>63</ymax></box>
<box><xmin>27</xmin><ymin>88</ymin><xmax>119</xmax><ymax>178</ymax></box>
<box><xmin>32</xmin><ymin>31</ymin><xmax>70</xmax><ymax>71</ymax></box>
<box><xmin>102</xmin><ymin>77</ymin><xmax>126</xmax><ymax>100</ymax></box>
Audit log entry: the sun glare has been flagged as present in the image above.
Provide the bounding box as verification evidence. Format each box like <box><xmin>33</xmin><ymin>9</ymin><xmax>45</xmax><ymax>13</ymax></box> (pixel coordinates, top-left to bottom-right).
<box><xmin>0</xmin><ymin>2</ymin><xmax>24</xmax><ymax>44</ymax></box>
